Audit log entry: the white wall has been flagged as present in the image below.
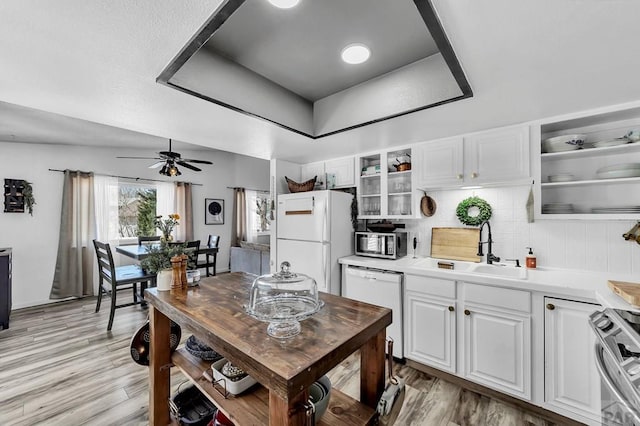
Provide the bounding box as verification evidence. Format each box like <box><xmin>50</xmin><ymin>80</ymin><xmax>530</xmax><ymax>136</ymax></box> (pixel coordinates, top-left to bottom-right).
<box><xmin>0</xmin><ymin>141</ymin><xmax>269</xmax><ymax>309</ymax></box>
<box><xmin>401</xmin><ymin>185</ymin><xmax>640</xmax><ymax>275</ymax></box>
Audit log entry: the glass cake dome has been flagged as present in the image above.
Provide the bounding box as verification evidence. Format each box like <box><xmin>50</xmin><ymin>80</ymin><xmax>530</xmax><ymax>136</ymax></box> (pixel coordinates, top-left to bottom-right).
<box><xmin>245</xmin><ymin>261</ymin><xmax>323</xmax><ymax>339</ymax></box>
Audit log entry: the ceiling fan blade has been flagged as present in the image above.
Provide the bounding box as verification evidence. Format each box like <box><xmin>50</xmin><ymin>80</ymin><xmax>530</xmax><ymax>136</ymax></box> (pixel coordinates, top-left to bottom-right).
<box><xmin>117</xmin><ymin>156</ymin><xmax>163</xmax><ymax>160</ymax></box>
<box><xmin>148</xmin><ymin>161</ymin><xmax>166</xmax><ymax>169</ymax></box>
<box><xmin>182</xmin><ymin>159</ymin><xmax>213</xmax><ymax>164</ymax></box>
<box><xmin>176</xmin><ymin>161</ymin><xmax>201</xmax><ymax>172</ymax></box>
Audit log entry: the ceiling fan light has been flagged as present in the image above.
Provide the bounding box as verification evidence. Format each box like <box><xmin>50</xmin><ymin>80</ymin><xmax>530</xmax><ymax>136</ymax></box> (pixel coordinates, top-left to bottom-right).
<box><xmin>169</xmin><ymin>165</ymin><xmax>181</xmax><ymax>176</ymax></box>
<box><xmin>267</xmin><ymin>0</ymin><xmax>299</xmax><ymax>9</ymax></box>
<box><xmin>341</xmin><ymin>43</ymin><xmax>371</xmax><ymax>65</ymax></box>
<box><xmin>159</xmin><ymin>163</ymin><xmax>170</xmax><ymax>176</ymax></box>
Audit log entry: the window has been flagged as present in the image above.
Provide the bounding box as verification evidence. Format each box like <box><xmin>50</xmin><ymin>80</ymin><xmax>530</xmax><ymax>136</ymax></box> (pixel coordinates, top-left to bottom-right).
<box><xmin>246</xmin><ymin>190</ymin><xmax>271</xmax><ymax>242</ymax></box>
<box><xmin>117</xmin><ymin>182</ymin><xmax>157</xmax><ymax>238</ymax></box>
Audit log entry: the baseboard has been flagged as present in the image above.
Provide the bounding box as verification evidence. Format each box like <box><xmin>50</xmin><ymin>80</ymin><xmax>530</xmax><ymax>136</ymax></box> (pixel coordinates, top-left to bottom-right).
<box><xmin>13</xmin><ymin>296</ymin><xmax>78</xmax><ymax>310</ymax></box>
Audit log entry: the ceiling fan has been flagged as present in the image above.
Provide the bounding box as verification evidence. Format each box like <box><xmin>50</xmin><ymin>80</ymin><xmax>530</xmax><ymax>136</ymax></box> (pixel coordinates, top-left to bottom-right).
<box><xmin>117</xmin><ymin>139</ymin><xmax>213</xmax><ymax>176</ymax></box>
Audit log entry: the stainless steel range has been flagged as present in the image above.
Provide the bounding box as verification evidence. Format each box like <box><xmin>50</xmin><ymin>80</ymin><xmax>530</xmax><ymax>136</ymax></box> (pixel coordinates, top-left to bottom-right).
<box><xmin>590</xmin><ymin>309</ymin><xmax>640</xmax><ymax>425</ymax></box>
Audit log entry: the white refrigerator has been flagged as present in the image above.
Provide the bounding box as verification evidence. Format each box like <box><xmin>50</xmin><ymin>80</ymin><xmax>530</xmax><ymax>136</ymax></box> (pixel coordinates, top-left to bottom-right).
<box><xmin>276</xmin><ymin>190</ymin><xmax>353</xmax><ymax>295</ymax></box>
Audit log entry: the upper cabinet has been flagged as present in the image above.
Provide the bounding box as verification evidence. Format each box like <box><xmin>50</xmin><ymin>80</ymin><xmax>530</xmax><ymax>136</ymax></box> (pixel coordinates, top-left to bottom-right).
<box><xmin>415</xmin><ymin>125</ymin><xmax>530</xmax><ymax>189</ymax></box>
<box><xmin>325</xmin><ymin>157</ymin><xmax>355</xmax><ymax>188</ymax></box>
<box><xmin>357</xmin><ymin>147</ymin><xmax>413</xmax><ymax>219</ymax></box>
<box><xmin>300</xmin><ymin>156</ymin><xmax>355</xmax><ymax>189</ymax></box>
<box><xmin>535</xmin><ymin>104</ymin><xmax>640</xmax><ymax>219</ymax></box>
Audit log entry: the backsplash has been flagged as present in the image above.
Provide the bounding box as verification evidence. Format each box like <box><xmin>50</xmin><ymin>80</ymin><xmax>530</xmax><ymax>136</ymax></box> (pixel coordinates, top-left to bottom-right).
<box><xmin>400</xmin><ymin>185</ymin><xmax>640</xmax><ymax>276</ymax></box>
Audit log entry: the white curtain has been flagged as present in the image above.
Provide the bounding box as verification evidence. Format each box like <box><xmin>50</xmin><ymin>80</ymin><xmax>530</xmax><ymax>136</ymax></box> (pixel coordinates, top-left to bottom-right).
<box><xmin>94</xmin><ymin>175</ymin><xmax>119</xmax><ymax>244</ymax></box>
<box><xmin>156</xmin><ymin>181</ymin><xmax>175</xmax><ymax>234</ymax></box>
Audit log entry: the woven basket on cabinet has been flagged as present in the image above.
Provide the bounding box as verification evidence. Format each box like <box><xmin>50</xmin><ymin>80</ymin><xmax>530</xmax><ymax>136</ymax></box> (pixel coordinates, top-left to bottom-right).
<box><xmin>285</xmin><ymin>176</ymin><xmax>316</xmax><ymax>193</ymax></box>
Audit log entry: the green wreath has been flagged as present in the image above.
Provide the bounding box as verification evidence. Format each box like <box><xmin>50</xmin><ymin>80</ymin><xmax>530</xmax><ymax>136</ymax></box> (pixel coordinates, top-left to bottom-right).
<box><xmin>456</xmin><ymin>196</ymin><xmax>492</xmax><ymax>226</ymax></box>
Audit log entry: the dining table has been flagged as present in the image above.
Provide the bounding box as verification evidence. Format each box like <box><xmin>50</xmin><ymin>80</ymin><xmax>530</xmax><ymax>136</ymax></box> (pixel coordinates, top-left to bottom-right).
<box><xmin>115</xmin><ymin>243</ymin><xmax>218</xmax><ymax>261</ymax></box>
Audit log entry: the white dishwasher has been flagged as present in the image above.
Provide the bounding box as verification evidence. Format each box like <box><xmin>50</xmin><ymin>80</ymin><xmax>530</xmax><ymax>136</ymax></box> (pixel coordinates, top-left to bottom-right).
<box><xmin>343</xmin><ymin>265</ymin><xmax>403</xmax><ymax>359</ymax></box>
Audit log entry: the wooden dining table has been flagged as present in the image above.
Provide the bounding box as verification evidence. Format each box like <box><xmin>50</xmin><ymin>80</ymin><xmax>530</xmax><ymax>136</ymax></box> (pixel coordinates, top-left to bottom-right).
<box><xmin>115</xmin><ymin>243</ymin><xmax>218</xmax><ymax>261</ymax></box>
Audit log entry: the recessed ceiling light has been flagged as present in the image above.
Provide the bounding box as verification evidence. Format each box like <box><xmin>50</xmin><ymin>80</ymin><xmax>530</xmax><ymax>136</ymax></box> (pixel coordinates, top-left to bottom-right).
<box><xmin>341</xmin><ymin>43</ymin><xmax>371</xmax><ymax>65</ymax></box>
<box><xmin>268</xmin><ymin>0</ymin><xmax>300</xmax><ymax>9</ymax></box>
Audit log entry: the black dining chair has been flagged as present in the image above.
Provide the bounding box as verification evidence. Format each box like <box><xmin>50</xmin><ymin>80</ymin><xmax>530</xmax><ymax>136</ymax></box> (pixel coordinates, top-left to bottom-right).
<box><xmin>184</xmin><ymin>240</ymin><xmax>200</xmax><ymax>269</ymax></box>
<box><xmin>197</xmin><ymin>235</ymin><xmax>220</xmax><ymax>277</ymax></box>
<box><xmin>93</xmin><ymin>240</ymin><xmax>156</xmax><ymax>331</ymax></box>
<box><xmin>138</xmin><ymin>235</ymin><xmax>161</xmax><ymax>246</ymax></box>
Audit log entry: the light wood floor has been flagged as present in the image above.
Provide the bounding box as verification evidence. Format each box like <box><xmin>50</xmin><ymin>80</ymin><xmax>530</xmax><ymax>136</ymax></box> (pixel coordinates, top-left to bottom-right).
<box><xmin>0</xmin><ymin>293</ymin><xmax>562</xmax><ymax>425</ymax></box>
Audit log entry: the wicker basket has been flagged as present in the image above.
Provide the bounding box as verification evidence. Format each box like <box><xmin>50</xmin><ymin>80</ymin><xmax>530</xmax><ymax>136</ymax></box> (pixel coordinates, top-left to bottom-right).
<box><xmin>285</xmin><ymin>176</ymin><xmax>316</xmax><ymax>193</ymax></box>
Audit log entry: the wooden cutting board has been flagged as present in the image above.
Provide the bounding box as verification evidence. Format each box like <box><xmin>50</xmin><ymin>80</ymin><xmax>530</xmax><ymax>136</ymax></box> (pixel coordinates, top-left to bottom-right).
<box><xmin>431</xmin><ymin>227</ymin><xmax>481</xmax><ymax>263</ymax></box>
<box><xmin>608</xmin><ymin>280</ymin><xmax>640</xmax><ymax>307</ymax></box>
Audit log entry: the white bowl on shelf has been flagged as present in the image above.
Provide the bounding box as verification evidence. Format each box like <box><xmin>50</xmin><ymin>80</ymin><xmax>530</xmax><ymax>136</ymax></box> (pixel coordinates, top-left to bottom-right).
<box><xmin>542</xmin><ymin>134</ymin><xmax>586</xmax><ymax>153</ymax></box>
<box><xmin>596</xmin><ymin>163</ymin><xmax>640</xmax><ymax>179</ymax></box>
<box><xmin>592</xmin><ymin>138</ymin><xmax>629</xmax><ymax>148</ymax></box>
<box><xmin>547</xmin><ymin>173</ymin><xmax>575</xmax><ymax>183</ymax></box>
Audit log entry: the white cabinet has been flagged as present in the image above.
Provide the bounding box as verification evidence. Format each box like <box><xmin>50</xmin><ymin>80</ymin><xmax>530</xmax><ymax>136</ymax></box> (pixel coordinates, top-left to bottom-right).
<box><xmin>464</xmin><ymin>125</ymin><xmax>530</xmax><ymax>185</ymax></box>
<box><xmin>404</xmin><ymin>275</ymin><xmax>456</xmax><ymax>373</ymax></box>
<box><xmin>415</xmin><ymin>126</ymin><xmax>530</xmax><ymax>189</ymax></box>
<box><xmin>300</xmin><ymin>161</ymin><xmax>325</xmax><ymax>189</ymax></box>
<box><xmin>536</xmin><ymin>105</ymin><xmax>640</xmax><ymax>219</ymax></box>
<box><xmin>544</xmin><ymin>298</ymin><xmax>601</xmax><ymax>424</ymax></box>
<box><xmin>414</xmin><ymin>137</ymin><xmax>464</xmax><ymax>187</ymax></box>
<box><xmin>460</xmin><ymin>283</ymin><xmax>531</xmax><ymax>400</ymax></box>
<box><xmin>357</xmin><ymin>147</ymin><xmax>413</xmax><ymax>219</ymax></box>
<box><xmin>301</xmin><ymin>157</ymin><xmax>355</xmax><ymax>189</ymax></box>
<box><xmin>325</xmin><ymin>157</ymin><xmax>355</xmax><ymax>188</ymax></box>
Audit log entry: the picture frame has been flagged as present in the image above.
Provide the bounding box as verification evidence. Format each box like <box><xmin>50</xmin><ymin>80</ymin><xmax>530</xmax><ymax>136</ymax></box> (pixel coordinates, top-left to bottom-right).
<box><xmin>205</xmin><ymin>198</ymin><xmax>224</xmax><ymax>225</ymax></box>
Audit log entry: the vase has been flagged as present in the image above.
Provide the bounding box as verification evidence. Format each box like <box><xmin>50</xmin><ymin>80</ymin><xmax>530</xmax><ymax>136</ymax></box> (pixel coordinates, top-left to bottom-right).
<box><xmin>161</xmin><ymin>234</ymin><xmax>173</xmax><ymax>243</ymax></box>
<box><xmin>156</xmin><ymin>269</ymin><xmax>172</xmax><ymax>291</ymax></box>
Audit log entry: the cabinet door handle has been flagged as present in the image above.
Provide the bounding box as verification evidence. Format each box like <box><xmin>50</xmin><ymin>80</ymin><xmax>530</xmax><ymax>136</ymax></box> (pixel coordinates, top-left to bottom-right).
<box><xmin>457</xmin><ymin>174</ymin><xmax>463</xmax><ymax>180</ymax></box>
<box><xmin>546</xmin><ymin>303</ymin><xmax>555</xmax><ymax>311</ymax></box>
<box><xmin>471</xmin><ymin>172</ymin><xmax>478</xmax><ymax>178</ymax></box>
<box><xmin>464</xmin><ymin>309</ymin><xmax>471</xmax><ymax>316</ymax></box>
<box><xmin>448</xmin><ymin>306</ymin><xmax>455</xmax><ymax>312</ymax></box>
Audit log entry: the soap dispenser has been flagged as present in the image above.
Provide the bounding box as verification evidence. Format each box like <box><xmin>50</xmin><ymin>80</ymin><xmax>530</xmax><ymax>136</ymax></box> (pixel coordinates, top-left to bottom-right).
<box><xmin>525</xmin><ymin>247</ymin><xmax>537</xmax><ymax>269</ymax></box>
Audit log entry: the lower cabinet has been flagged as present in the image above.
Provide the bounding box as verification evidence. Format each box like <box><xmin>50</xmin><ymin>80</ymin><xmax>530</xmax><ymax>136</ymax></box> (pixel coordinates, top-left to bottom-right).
<box><xmin>461</xmin><ymin>282</ymin><xmax>532</xmax><ymax>400</ymax></box>
<box><xmin>461</xmin><ymin>304</ymin><xmax>531</xmax><ymax>400</ymax></box>
<box><xmin>544</xmin><ymin>297</ymin><xmax>601</xmax><ymax>424</ymax></box>
<box><xmin>403</xmin><ymin>274</ymin><xmax>600</xmax><ymax>424</ymax></box>
<box><xmin>404</xmin><ymin>275</ymin><xmax>456</xmax><ymax>373</ymax></box>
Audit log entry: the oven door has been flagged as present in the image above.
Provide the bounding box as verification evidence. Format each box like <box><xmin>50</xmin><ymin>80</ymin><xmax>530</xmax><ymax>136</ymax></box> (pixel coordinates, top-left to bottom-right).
<box><xmin>595</xmin><ymin>343</ymin><xmax>640</xmax><ymax>425</ymax></box>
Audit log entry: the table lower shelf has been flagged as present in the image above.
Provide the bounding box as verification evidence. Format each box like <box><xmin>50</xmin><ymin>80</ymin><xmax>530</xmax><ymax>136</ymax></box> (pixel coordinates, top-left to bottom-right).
<box><xmin>172</xmin><ymin>348</ymin><xmax>377</xmax><ymax>425</ymax></box>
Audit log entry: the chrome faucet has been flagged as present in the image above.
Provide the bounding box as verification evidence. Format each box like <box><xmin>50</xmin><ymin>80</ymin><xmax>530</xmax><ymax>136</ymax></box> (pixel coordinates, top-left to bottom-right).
<box><xmin>477</xmin><ymin>220</ymin><xmax>500</xmax><ymax>264</ymax></box>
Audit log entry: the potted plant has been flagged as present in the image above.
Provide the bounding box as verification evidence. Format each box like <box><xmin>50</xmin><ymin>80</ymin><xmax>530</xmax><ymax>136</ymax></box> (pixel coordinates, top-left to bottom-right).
<box><xmin>23</xmin><ymin>181</ymin><xmax>35</xmax><ymax>216</ymax></box>
<box><xmin>141</xmin><ymin>242</ymin><xmax>186</xmax><ymax>291</ymax></box>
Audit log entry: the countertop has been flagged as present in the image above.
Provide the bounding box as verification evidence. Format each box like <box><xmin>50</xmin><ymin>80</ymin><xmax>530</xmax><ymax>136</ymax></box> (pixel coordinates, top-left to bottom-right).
<box><xmin>339</xmin><ymin>255</ymin><xmax>640</xmax><ymax>312</ymax></box>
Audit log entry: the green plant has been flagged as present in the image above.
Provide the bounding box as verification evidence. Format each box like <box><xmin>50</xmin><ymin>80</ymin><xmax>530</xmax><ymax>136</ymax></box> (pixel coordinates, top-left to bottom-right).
<box><xmin>140</xmin><ymin>242</ymin><xmax>186</xmax><ymax>274</ymax></box>
<box><xmin>136</xmin><ymin>189</ymin><xmax>157</xmax><ymax>236</ymax></box>
<box><xmin>23</xmin><ymin>181</ymin><xmax>35</xmax><ymax>216</ymax></box>
<box><xmin>456</xmin><ymin>196</ymin><xmax>492</xmax><ymax>226</ymax></box>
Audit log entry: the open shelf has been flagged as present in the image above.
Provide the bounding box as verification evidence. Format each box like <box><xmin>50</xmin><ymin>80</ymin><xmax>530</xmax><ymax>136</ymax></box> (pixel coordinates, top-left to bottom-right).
<box><xmin>172</xmin><ymin>348</ymin><xmax>376</xmax><ymax>426</ymax></box>
<box><xmin>541</xmin><ymin>142</ymin><xmax>640</xmax><ymax>161</ymax></box>
<box><xmin>541</xmin><ymin>176</ymin><xmax>640</xmax><ymax>188</ymax></box>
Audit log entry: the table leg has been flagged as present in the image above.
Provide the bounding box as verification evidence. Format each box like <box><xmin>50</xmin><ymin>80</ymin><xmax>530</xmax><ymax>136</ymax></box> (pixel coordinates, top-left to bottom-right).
<box><xmin>149</xmin><ymin>306</ymin><xmax>171</xmax><ymax>425</ymax></box>
<box><xmin>269</xmin><ymin>389</ymin><xmax>309</xmax><ymax>426</ymax></box>
<box><xmin>360</xmin><ymin>329</ymin><xmax>386</xmax><ymax>409</ymax></box>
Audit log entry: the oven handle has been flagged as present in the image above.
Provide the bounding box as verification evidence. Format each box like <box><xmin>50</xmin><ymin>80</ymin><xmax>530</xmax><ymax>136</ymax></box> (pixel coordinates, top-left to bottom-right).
<box><xmin>594</xmin><ymin>342</ymin><xmax>640</xmax><ymax>423</ymax></box>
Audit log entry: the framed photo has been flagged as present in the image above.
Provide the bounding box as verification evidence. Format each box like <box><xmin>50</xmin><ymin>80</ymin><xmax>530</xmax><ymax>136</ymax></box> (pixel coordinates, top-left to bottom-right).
<box><xmin>205</xmin><ymin>198</ymin><xmax>224</xmax><ymax>225</ymax></box>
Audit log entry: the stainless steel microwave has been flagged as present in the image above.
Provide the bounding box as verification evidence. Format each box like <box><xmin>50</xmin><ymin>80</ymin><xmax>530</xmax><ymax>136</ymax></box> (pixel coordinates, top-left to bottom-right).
<box><xmin>355</xmin><ymin>232</ymin><xmax>407</xmax><ymax>259</ymax></box>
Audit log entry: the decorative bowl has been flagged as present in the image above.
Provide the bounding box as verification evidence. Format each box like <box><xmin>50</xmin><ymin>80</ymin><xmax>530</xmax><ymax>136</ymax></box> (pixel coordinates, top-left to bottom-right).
<box><xmin>542</xmin><ymin>134</ymin><xmax>586</xmax><ymax>152</ymax></box>
<box><xmin>211</xmin><ymin>358</ymin><xmax>258</xmax><ymax>395</ymax></box>
<box><xmin>309</xmin><ymin>375</ymin><xmax>332</xmax><ymax>422</ymax></box>
<box><xmin>245</xmin><ymin>262</ymin><xmax>323</xmax><ymax>339</ymax></box>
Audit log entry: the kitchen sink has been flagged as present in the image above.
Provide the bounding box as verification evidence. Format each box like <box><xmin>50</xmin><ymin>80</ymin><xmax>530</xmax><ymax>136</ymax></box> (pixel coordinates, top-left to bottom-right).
<box><xmin>470</xmin><ymin>263</ymin><xmax>528</xmax><ymax>279</ymax></box>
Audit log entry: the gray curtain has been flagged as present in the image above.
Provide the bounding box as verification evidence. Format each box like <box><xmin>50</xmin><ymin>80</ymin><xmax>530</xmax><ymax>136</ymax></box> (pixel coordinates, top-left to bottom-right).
<box><xmin>231</xmin><ymin>188</ymin><xmax>246</xmax><ymax>247</ymax></box>
<box><xmin>175</xmin><ymin>182</ymin><xmax>193</xmax><ymax>241</ymax></box>
<box><xmin>51</xmin><ymin>170</ymin><xmax>96</xmax><ymax>299</ymax></box>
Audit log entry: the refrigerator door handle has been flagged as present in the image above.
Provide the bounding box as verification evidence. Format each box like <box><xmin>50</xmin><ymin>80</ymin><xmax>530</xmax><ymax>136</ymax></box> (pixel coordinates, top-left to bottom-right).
<box><xmin>322</xmin><ymin>244</ymin><xmax>328</xmax><ymax>290</ymax></box>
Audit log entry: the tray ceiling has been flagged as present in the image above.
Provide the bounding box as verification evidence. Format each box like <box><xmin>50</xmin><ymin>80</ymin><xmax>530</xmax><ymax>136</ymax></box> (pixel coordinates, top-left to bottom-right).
<box><xmin>158</xmin><ymin>0</ymin><xmax>472</xmax><ymax>138</ymax></box>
